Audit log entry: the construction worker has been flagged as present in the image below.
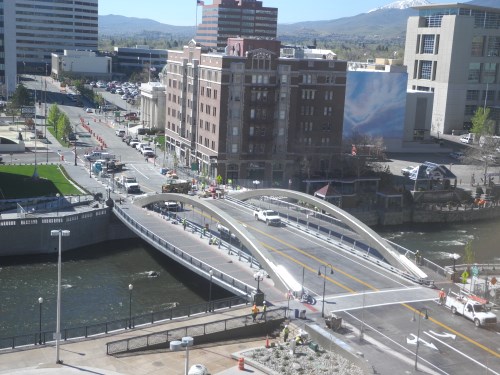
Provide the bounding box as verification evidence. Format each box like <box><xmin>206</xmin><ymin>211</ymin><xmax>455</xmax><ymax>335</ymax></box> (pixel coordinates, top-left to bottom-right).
<box><xmin>415</xmin><ymin>250</ymin><xmax>422</xmax><ymax>265</ymax></box>
<box><xmin>182</xmin><ymin>218</ymin><xmax>187</xmax><ymax>230</ymax></box>
<box><xmin>282</xmin><ymin>325</ymin><xmax>289</xmax><ymax>342</ymax></box>
<box><xmin>259</xmin><ymin>301</ymin><xmax>267</xmax><ymax>321</ymax></box>
<box><xmin>251</xmin><ymin>304</ymin><xmax>259</xmax><ymax>322</ymax></box>
<box><xmin>295</xmin><ymin>334</ymin><xmax>304</xmax><ymax>345</ymax></box>
<box><xmin>438</xmin><ymin>288</ymin><xmax>446</xmax><ymax>305</ymax></box>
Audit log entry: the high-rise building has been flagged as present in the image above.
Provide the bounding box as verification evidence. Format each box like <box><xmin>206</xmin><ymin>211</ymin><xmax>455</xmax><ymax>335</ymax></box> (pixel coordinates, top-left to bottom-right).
<box><xmin>160</xmin><ymin>38</ymin><xmax>346</xmax><ymax>184</ymax></box>
<box><xmin>2</xmin><ymin>0</ymin><xmax>98</xmax><ymax>96</ymax></box>
<box><xmin>196</xmin><ymin>0</ymin><xmax>278</xmax><ymax>51</ymax></box>
<box><xmin>404</xmin><ymin>3</ymin><xmax>500</xmax><ymax>135</ymax></box>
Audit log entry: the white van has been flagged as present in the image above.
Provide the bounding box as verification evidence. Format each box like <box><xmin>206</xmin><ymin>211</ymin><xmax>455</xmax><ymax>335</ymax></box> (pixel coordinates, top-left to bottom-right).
<box><xmin>85</xmin><ymin>151</ymin><xmax>116</xmax><ymax>161</ymax></box>
<box><xmin>460</xmin><ymin>133</ymin><xmax>474</xmax><ymax>144</ymax></box>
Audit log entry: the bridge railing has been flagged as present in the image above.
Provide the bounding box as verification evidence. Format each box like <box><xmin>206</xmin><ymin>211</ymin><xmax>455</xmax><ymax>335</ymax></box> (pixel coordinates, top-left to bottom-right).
<box><xmin>0</xmin><ymin>296</ymin><xmax>247</xmax><ymax>351</ymax></box>
<box><xmin>227</xmin><ymin>195</ymin><xmax>445</xmax><ymax>285</ymax></box>
<box><xmin>106</xmin><ymin>306</ymin><xmax>286</xmax><ymax>355</ymax></box>
<box><xmin>113</xmin><ymin>204</ymin><xmax>254</xmax><ymax>296</ymax></box>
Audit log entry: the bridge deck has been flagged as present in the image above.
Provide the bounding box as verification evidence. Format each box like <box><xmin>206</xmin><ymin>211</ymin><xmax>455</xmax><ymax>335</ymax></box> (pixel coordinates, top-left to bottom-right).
<box><xmin>115</xmin><ymin>202</ymin><xmax>286</xmax><ymax>302</ymax></box>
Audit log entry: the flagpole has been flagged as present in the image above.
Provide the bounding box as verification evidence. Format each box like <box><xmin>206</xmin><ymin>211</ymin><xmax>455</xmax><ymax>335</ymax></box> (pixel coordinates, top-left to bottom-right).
<box><xmin>195</xmin><ymin>1</ymin><xmax>198</xmax><ymax>36</ymax></box>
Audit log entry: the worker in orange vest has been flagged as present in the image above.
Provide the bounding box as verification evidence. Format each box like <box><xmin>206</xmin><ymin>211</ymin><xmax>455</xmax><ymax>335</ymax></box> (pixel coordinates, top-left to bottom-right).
<box><xmin>438</xmin><ymin>288</ymin><xmax>446</xmax><ymax>305</ymax></box>
<box><xmin>251</xmin><ymin>304</ymin><xmax>259</xmax><ymax>322</ymax></box>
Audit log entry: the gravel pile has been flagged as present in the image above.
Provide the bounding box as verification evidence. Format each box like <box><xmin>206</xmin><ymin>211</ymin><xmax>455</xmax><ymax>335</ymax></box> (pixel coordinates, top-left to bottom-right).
<box><xmin>242</xmin><ymin>342</ymin><xmax>364</xmax><ymax>375</ymax></box>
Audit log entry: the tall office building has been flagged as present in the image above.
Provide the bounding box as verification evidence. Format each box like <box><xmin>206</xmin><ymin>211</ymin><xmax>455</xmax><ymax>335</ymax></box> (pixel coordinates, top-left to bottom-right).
<box><xmin>161</xmin><ymin>39</ymin><xmax>346</xmax><ymax>184</ymax></box>
<box><xmin>404</xmin><ymin>3</ymin><xmax>500</xmax><ymax>135</ymax></box>
<box><xmin>196</xmin><ymin>0</ymin><xmax>278</xmax><ymax>51</ymax></box>
<box><xmin>2</xmin><ymin>0</ymin><xmax>98</xmax><ymax>96</ymax></box>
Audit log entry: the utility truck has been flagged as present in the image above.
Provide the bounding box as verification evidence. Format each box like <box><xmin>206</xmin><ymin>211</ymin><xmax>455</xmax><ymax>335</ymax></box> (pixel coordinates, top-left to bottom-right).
<box><xmin>115</xmin><ymin>175</ymin><xmax>140</xmax><ymax>194</ymax></box>
<box><xmin>162</xmin><ymin>179</ymin><xmax>191</xmax><ymax>194</ymax></box>
<box><xmin>253</xmin><ymin>209</ymin><xmax>281</xmax><ymax>226</ymax></box>
<box><xmin>445</xmin><ymin>290</ymin><xmax>497</xmax><ymax>328</ymax></box>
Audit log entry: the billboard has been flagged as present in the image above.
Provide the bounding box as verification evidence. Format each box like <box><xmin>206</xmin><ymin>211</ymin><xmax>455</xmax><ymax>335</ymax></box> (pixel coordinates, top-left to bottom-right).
<box><xmin>343</xmin><ymin>71</ymin><xmax>407</xmax><ymax>141</ymax></box>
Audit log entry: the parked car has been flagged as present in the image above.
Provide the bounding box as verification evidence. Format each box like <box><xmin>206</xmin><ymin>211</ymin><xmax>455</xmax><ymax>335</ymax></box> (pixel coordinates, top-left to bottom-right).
<box><xmin>141</xmin><ymin>146</ymin><xmax>154</xmax><ymax>155</ymax></box>
<box><xmin>129</xmin><ymin>140</ymin><xmax>141</xmax><ymax>148</ymax></box>
<box><xmin>85</xmin><ymin>108</ymin><xmax>93</xmax><ymax>113</ymax></box>
<box><xmin>143</xmin><ymin>150</ymin><xmax>155</xmax><ymax>158</ymax></box>
<box><xmin>449</xmin><ymin>151</ymin><xmax>465</xmax><ymax>161</ymax></box>
<box><xmin>401</xmin><ymin>166</ymin><xmax>415</xmax><ymax>176</ymax></box>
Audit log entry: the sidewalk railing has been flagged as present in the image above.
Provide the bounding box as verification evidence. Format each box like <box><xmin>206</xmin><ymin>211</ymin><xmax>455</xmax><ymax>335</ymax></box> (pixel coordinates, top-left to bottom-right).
<box><xmin>0</xmin><ymin>296</ymin><xmax>247</xmax><ymax>351</ymax></box>
<box><xmin>106</xmin><ymin>307</ymin><xmax>286</xmax><ymax>355</ymax></box>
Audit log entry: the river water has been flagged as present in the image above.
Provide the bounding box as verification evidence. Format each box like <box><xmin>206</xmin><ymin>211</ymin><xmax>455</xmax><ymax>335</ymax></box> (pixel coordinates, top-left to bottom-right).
<box><xmin>1</xmin><ymin>219</ymin><xmax>499</xmax><ymax>339</ymax></box>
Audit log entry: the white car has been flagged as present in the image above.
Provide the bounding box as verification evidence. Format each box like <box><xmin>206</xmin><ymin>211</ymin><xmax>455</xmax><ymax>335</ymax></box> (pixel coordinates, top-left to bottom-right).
<box><xmin>141</xmin><ymin>146</ymin><xmax>154</xmax><ymax>155</ymax></box>
<box><xmin>401</xmin><ymin>166</ymin><xmax>415</xmax><ymax>176</ymax></box>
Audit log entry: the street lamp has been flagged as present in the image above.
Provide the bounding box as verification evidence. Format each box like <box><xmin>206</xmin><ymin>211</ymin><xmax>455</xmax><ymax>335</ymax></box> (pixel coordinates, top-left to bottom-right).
<box><xmin>128</xmin><ymin>283</ymin><xmax>133</xmax><ymax>329</ymax></box>
<box><xmin>38</xmin><ymin>297</ymin><xmax>43</xmax><ymax>345</ymax></box>
<box><xmin>50</xmin><ymin>229</ymin><xmax>70</xmax><ymax>364</ymax></box>
<box><xmin>451</xmin><ymin>253</ymin><xmax>460</xmax><ymax>272</ymax></box>
<box><xmin>414</xmin><ymin>308</ymin><xmax>429</xmax><ymax>370</ymax></box>
<box><xmin>170</xmin><ymin>336</ymin><xmax>194</xmax><ymax>375</ymax></box>
<box><xmin>208</xmin><ymin>269</ymin><xmax>213</xmax><ymax>312</ymax></box>
<box><xmin>56</xmin><ymin>193</ymin><xmax>60</xmax><ymax>216</ymax></box>
<box><xmin>318</xmin><ymin>264</ymin><xmax>334</xmax><ymax>318</ymax></box>
<box><xmin>254</xmin><ymin>270</ymin><xmax>264</xmax><ymax>292</ymax></box>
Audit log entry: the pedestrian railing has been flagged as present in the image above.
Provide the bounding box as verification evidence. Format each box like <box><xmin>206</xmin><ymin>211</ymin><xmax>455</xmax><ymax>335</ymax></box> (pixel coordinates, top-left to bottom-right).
<box><xmin>106</xmin><ymin>306</ymin><xmax>286</xmax><ymax>355</ymax></box>
<box><xmin>0</xmin><ymin>296</ymin><xmax>247</xmax><ymax>351</ymax></box>
<box><xmin>113</xmin><ymin>205</ymin><xmax>255</xmax><ymax>297</ymax></box>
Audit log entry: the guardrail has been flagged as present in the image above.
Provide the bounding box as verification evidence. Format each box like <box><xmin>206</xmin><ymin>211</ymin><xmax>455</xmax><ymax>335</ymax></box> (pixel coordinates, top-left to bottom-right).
<box><xmin>113</xmin><ymin>204</ymin><xmax>255</xmax><ymax>297</ymax></box>
<box><xmin>0</xmin><ymin>296</ymin><xmax>247</xmax><ymax>351</ymax></box>
<box><xmin>226</xmin><ymin>195</ymin><xmax>445</xmax><ymax>285</ymax></box>
<box><xmin>106</xmin><ymin>306</ymin><xmax>286</xmax><ymax>355</ymax></box>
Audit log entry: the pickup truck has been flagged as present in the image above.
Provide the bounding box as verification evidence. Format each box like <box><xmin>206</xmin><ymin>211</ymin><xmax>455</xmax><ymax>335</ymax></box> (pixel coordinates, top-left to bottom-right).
<box><xmin>115</xmin><ymin>175</ymin><xmax>140</xmax><ymax>194</ymax></box>
<box><xmin>445</xmin><ymin>290</ymin><xmax>497</xmax><ymax>328</ymax></box>
<box><xmin>85</xmin><ymin>151</ymin><xmax>116</xmax><ymax>162</ymax></box>
<box><xmin>254</xmin><ymin>209</ymin><xmax>281</xmax><ymax>226</ymax></box>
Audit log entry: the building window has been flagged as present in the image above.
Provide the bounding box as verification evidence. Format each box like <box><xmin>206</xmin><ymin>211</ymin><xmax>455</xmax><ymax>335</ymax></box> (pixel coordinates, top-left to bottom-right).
<box><xmin>487</xmin><ymin>36</ymin><xmax>500</xmax><ymax>57</ymax></box>
<box><xmin>483</xmin><ymin>90</ymin><xmax>495</xmax><ymax>101</ymax></box>
<box><xmin>231</xmin><ymin>143</ymin><xmax>238</xmax><ymax>153</ymax></box>
<box><xmin>468</xmin><ymin>63</ymin><xmax>481</xmax><ymax>83</ymax></box>
<box><xmin>211</xmin><ymin>141</ymin><xmax>215</xmax><ymax>150</ymax></box>
<box><xmin>471</xmin><ymin>36</ymin><xmax>485</xmax><ymax>57</ymax></box>
<box><xmin>279</xmin><ymin>110</ymin><xmax>285</xmax><ymax>120</ymax></box>
<box><xmin>214</xmin><ymin>90</ymin><xmax>218</xmax><ymax>99</ymax></box>
<box><xmin>249</xmin><ymin>126</ymin><xmax>254</xmax><ymax>136</ymax></box>
<box><xmin>464</xmin><ymin>105</ymin><xmax>477</xmax><ymax>116</ymax></box>
<box><xmin>419</xmin><ymin>61</ymin><xmax>432</xmax><ymax>80</ymax></box>
<box><xmin>232</xmin><ymin>126</ymin><xmax>238</xmax><ymax>136</ymax></box>
<box><xmin>482</xmin><ymin>63</ymin><xmax>497</xmax><ymax>84</ymax></box>
<box><xmin>422</xmin><ymin>35</ymin><xmax>435</xmax><ymax>54</ymax></box>
<box><xmin>466</xmin><ymin>90</ymin><xmax>480</xmax><ymax>100</ymax></box>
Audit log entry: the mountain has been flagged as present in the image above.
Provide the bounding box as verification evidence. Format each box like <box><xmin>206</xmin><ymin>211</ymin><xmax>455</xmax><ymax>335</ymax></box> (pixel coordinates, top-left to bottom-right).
<box><xmin>368</xmin><ymin>0</ymin><xmax>430</xmax><ymax>12</ymax></box>
<box><xmin>99</xmin><ymin>15</ymin><xmax>194</xmax><ymax>37</ymax></box>
<box><xmin>99</xmin><ymin>0</ymin><xmax>500</xmax><ymax>40</ymax></box>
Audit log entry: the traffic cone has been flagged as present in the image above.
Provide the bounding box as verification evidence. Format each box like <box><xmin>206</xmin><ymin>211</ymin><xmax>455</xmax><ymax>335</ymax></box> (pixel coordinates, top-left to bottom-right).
<box><xmin>265</xmin><ymin>335</ymin><xmax>270</xmax><ymax>348</ymax></box>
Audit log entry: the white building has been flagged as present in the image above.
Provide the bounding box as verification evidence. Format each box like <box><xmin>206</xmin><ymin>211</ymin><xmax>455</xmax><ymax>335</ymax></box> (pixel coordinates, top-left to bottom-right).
<box><xmin>404</xmin><ymin>3</ymin><xmax>500</xmax><ymax>136</ymax></box>
<box><xmin>1</xmin><ymin>0</ymin><xmax>98</xmax><ymax>96</ymax></box>
<box><xmin>139</xmin><ymin>82</ymin><xmax>166</xmax><ymax>131</ymax></box>
<box><xmin>51</xmin><ymin>50</ymin><xmax>112</xmax><ymax>80</ymax></box>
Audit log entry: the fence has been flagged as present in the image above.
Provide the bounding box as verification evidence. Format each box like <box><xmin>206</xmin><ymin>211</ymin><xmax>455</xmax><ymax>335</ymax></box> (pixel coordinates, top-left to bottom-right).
<box><xmin>106</xmin><ymin>307</ymin><xmax>286</xmax><ymax>355</ymax></box>
<box><xmin>0</xmin><ymin>296</ymin><xmax>247</xmax><ymax>351</ymax></box>
<box><xmin>113</xmin><ymin>204</ymin><xmax>255</xmax><ymax>296</ymax></box>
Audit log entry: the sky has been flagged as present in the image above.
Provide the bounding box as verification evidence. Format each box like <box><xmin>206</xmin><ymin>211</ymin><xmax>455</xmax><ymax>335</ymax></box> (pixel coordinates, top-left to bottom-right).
<box><xmin>99</xmin><ymin>0</ymin><xmax>439</xmax><ymax>26</ymax></box>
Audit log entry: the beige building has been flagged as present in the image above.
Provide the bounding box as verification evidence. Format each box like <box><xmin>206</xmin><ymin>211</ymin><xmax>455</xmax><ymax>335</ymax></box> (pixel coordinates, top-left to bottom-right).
<box><xmin>404</xmin><ymin>3</ymin><xmax>500</xmax><ymax>136</ymax></box>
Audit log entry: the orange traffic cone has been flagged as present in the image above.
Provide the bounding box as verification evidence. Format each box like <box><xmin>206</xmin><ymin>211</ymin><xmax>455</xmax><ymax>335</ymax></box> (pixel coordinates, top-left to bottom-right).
<box><xmin>265</xmin><ymin>335</ymin><xmax>270</xmax><ymax>348</ymax></box>
<box><xmin>238</xmin><ymin>357</ymin><xmax>244</xmax><ymax>370</ymax></box>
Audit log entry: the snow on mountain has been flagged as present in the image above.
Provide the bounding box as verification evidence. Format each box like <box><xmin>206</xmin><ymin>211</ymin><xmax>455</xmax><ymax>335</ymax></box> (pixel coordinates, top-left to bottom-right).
<box><xmin>368</xmin><ymin>0</ymin><xmax>431</xmax><ymax>13</ymax></box>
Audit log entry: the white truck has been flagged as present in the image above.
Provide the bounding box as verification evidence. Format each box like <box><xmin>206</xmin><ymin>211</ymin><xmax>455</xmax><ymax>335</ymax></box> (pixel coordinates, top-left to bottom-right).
<box><xmin>253</xmin><ymin>209</ymin><xmax>281</xmax><ymax>226</ymax></box>
<box><xmin>115</xmin><ymin>175</ymin><xmax>140</xmax><ymax>194</ymax></box>
<box><xmin>85</xmin><ymin>151</ymin><xmax>116</xmax><ymax>162</ymax></box>
<box><xmin>445</xmin><ymin>290</ymin><xmax>497</xmax><ymax>328</ymax></box>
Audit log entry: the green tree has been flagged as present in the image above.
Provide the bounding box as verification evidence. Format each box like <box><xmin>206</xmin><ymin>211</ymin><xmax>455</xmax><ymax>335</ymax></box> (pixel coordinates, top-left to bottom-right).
<box><xmin>47</xmin><ymin>104</ymin><xmax>62</xmax><ymax>137</ymax></box>
<box><xmin>470</xmin><ymin>107</ymin><xmax>494</xmax><ymax>139</ymax></box>
<box><xmin>56</xmin><ymin>113</ymin><xmax>71</xmax><ymax>141</ymax></box>
<box><xmin>10</xmin><ymin>83</ymin><xmax>31</xmax><ymax>108</ymax></box>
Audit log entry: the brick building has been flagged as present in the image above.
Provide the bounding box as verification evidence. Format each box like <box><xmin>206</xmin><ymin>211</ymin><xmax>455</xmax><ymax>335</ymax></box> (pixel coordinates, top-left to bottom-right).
<box><xmin>161</xmin><ymin>38</ymin><xmax>346</xmax><ymax>186</ymax></box>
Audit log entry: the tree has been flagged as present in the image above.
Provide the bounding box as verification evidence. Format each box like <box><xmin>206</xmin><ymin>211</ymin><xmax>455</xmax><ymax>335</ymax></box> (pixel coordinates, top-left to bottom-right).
<box><xmin>10</xmin><ymin>83</ymin><xmax>31</xmax><ymax>108</ymax></box>
<box><xmin>56</xmin><ymin>113</ymin><xmax>71</xmax><ymax>141</ymax></box>
<box><xmin>47</xmin><ymin>104</ymin><xmax>62</xmax><ymax>137</ymax></box>
<box><xmin>470</xmin><ymin>107</ymin><xmax>494</xmax><ymax>139</ymax></box>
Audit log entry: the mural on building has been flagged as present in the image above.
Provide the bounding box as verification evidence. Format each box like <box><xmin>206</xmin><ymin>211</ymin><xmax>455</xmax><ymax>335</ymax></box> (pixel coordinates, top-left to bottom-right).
<box><xmin>343</xmin><ymin>71</ymin><xmax>407</xmax><ymax>140</ymax></box>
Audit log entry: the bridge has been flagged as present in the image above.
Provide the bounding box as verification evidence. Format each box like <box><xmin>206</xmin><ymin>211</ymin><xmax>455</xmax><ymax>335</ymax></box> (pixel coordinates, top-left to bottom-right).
<box><xmin>112</xmin><ymin>189</ymin><xmax>435</xmax><ymax>305</ymax></box>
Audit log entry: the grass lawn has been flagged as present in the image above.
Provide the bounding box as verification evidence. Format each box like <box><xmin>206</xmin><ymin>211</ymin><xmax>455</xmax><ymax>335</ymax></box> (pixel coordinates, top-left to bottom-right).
<box><xmin>0</xmin><ymin>165</ymin><xmax>84</xmax><ymax>199</ymax></box>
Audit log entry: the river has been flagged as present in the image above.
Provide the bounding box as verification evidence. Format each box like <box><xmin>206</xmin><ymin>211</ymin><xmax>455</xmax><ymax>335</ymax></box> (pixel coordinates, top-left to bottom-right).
<box><xmin>1</xmin><ymin>220</ymin><xmax>499</xmax><ymax>339</ymax></box>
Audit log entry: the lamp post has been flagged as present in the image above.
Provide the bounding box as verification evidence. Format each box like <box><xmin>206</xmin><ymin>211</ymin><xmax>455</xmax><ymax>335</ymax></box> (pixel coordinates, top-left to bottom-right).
<box><xmin>451</xmin><ymin>253</ymin><xmax>460</xmax><ymax>272</ymax></box>
<box><xmin>318</xmin><ymin>264</ymin><xmax>334</xmax><ymax>318</ymax></box>
<box><xmin>56</xmin><ymin>193</ymin><xmax>60</xmax><ymax>216</ymax></box>
<box><xmin>128</xmin><ymin>283</ymin><xmax>133</xmax><ymax>329</ymax></box>
<box><xmin>208</xmin><ymin>269</ymin><xmax>214</xmax><ymax>312</ymax></box>
<box><xmin>254</xmin><ymin>270</ymin><xmax>264</xmax><ymax>292</ymax></box>
<box><xmin>38</xmin><ymin>297</ymin><xmax>43</xmax><ymax>345</ymax></box>
<box><xmin>414</xmin><ymin>308</ymin><xmax>429</xmax><ymax>370</ymax></box>
<box><xmin>50</xmin><ymin>229</ymin><xmax>70</xmax><ymax>364</ymax></box>
<box><xmin>73</xmin><ymin>125</ymin><xmax>77</xmax><ymax>166</ymax></box>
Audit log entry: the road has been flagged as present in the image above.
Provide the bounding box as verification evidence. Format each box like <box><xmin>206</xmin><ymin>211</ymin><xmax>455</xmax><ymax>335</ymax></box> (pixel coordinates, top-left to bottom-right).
<box><xmin>18</xmin><ymin>75</ymin><xmax>500</xmax><ymax>374</ymax></box>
